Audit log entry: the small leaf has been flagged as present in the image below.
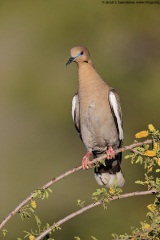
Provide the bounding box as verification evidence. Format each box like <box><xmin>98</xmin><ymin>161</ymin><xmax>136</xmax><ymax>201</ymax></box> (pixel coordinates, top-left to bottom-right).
<box><xmin>23</xmin><ymin>231</ymin><xmax>31</xmax><ymax>238</ymax></box>
<box><xmin>48</xmin><ymin>188</ymin><xmax>52</xmax><ymax>193</ymax></box>
<box><xmin>35</xmin><ymin>215</ymin><xmax>41</xmax><ymax>226</ymax></box>
<box><xmin>77</xmin><ymin>199</ymin><xmax>85</xmax><ymax>208</ymax></box>
<box><xmin>45</xmin><ymin>191</ymin><xmax>49</xmax><ymax>198</ymax></box>
<box><xmin>2</xmin><ymin>229</ymin><xmax>8</xmax><ymax>236</ymax></box>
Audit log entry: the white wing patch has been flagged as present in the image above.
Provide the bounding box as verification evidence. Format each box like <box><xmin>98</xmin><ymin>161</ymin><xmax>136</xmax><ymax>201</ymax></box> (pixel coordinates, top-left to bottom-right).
<box><xmin>109</xmin><ymin>91</ymin><xmax>124</xmax><ymax>140</ymax></box>
<box><xmin>72</xmin><ymin>95</ymin><xmax>77</xmax><ymax>121</ymax></box>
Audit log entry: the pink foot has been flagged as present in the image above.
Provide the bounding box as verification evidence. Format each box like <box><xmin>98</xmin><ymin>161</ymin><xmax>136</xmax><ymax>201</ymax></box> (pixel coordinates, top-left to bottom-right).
<box><xmin>106</xmin><ymin>146</ymin><xmax>115</xmax><ymax>159</ymax></box>
<box><xmin>82</xmin><ymin>151</ymin><xmax>92</xmax><ymax>169</ymax></box>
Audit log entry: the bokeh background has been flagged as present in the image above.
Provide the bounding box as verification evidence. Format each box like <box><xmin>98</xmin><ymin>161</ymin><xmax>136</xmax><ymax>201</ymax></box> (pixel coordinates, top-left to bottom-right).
<box><xmin>0</xmin><ymin>1</ymin><xmax>160</xmax><ymax>239</ymax></box>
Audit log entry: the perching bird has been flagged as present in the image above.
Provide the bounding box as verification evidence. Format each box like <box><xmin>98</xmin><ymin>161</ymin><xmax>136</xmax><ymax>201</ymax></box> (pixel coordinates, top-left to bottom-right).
<box><xmin>66</xmin><ymin>46</ymin><xmax>125</xmax><ymax>188</ymax></box>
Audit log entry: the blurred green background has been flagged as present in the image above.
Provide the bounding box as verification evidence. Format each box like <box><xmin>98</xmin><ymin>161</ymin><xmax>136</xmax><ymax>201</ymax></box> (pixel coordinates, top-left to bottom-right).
<box><xmin>0</xmin><ymin>1</ymin><xmax>160</xmax><ymax>239</ymax></box>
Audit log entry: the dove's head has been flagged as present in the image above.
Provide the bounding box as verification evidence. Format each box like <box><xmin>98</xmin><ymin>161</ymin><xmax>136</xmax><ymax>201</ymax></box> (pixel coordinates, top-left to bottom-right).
<box><xmin>66</xmin><ymin>46</ymin><xmax>92</xmax><ymax>66</ymax></box>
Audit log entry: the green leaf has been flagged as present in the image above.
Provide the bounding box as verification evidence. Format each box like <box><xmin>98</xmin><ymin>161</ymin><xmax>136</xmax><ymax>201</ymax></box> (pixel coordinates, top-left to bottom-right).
<box><xmin>2</xmin><ymin>229</ymin><xmax>8</xmax><ymax>236</ymax></box>
<box><xmin>35</xmin><ymin>215</ymin><xmax>42</xmax><ymax>227</ymax></box>
<box><xmin>92</xmin><ymin>188</ymin><xmax>106</xmax><ymax>196</ymax></box>
<box><xmin>77</xmin><ymin>199</ymin><xmax>85</xmax><ymax>208</ymax></box>
<box><xmin>45</xmin><ymin>191</ymin><xmax>49</xmax><ymax>198</ymax></box>
<box><xmin>23</xmin><ymin>231</ymin><xmax>31</xmax><ymax>238</ymax></box>
<box><xmin>135</xmin><ymin>180</ymin><xmax>145</xmax><ymax>185</ymax></box>
<box><xmin>48</xmin><ymin>188</ymin><xmax>52</xmax><ymax>193</ymax></box>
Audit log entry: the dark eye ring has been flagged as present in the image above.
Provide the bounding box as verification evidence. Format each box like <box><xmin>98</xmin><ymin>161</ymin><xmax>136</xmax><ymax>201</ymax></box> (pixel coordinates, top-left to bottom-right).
<box><xmin>80</xmin><ymin>51</ymin><xmax>84</xmax><ymax>55</ymax></box>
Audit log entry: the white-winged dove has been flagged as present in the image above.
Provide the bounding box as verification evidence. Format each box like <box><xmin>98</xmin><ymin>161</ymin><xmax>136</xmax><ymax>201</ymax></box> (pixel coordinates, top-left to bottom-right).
<box><xmin>66</xmin><ymin>46</ymin><xmax>125</xmax><ymax>188</ymax></box>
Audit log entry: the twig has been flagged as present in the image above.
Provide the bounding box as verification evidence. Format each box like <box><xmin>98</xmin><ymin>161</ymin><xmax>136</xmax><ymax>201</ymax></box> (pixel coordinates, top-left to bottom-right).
<box><xmin>35</xmin><ymin>189</ymin><xmax>157</xmax><ymax>240</ymax></box>
<box><xmin>128</xmin><ymin>225</ymin><xmax>160</xmax><ymax>240</ymax></box>
<box><xmin>0</xmin><ymin>139</ymin><xmax>152</xmax><ymax>230</ymax></box>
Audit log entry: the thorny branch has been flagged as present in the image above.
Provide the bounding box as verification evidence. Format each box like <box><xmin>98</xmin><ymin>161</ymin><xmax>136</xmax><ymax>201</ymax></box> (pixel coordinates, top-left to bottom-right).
<box><xmin>35</xmin><ymin>189</ymin><xmax>157</xmax><ymax>240</ymax></box>
<box><xmin>0</xmin><ymin>139</ymin><xmax>152</xmax><ymax>231</ymax></box>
